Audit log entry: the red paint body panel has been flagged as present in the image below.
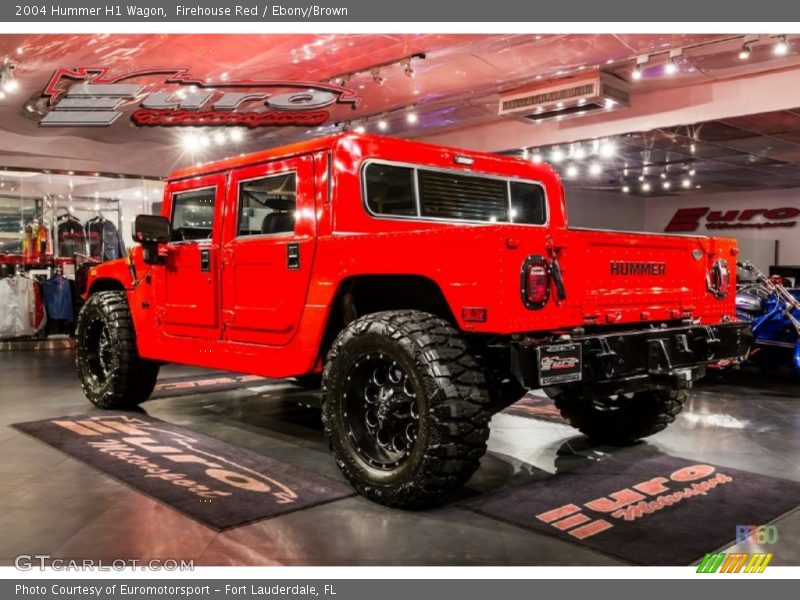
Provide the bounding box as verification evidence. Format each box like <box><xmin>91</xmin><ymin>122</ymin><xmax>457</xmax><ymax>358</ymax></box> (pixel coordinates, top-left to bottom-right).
<box><xmin>84</xmin><ymin>133</ymin><xmax>738</xmax><ymax>378</ymax></box>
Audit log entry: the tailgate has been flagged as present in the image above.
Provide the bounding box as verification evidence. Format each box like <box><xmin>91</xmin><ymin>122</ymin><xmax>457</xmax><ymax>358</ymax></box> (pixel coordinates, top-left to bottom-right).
<box><xmin>562</xmin><ymin>229</ymin><xmax>723</xmax><ymax>324</ymax></box>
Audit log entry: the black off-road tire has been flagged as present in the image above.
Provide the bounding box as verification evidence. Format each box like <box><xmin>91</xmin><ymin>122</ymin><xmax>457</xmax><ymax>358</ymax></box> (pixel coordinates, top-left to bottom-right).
<box><xmin>321</xmin><ymin>310</ymin><xmax>491</xmax><ymax>508</ymax></box>
<box><xmin>75</xmin><ymin>291</ymin><xmax>160</xmax><ymax>409</ymax></box>
<box><xmin>548</xmin><ymin>386</ymin><xmax>688</xmax><ymax>445</ymax></box>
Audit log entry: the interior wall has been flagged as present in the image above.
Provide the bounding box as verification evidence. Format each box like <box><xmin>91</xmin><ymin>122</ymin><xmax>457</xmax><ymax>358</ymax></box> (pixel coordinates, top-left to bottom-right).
<box><xmin>563</xmin><ymin>187</ymin><xmax>645</xmax><ymax>231</ymax></box>
<box><xmin>642</xmin><ymin>188</ymin><xmax>800</xmax><ymax>267</ymax></box>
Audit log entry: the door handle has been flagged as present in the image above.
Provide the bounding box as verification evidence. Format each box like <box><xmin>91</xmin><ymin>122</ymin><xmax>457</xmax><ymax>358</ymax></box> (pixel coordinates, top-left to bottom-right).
<box><xmin>287</xmin><ymin>243</ymin><xmax>300</xmax><ymax>269</ymax></box>
<box><xmin>200</xmin><ymin>249</ymin><xmax>211</xmax><ymax>272</ymax></box>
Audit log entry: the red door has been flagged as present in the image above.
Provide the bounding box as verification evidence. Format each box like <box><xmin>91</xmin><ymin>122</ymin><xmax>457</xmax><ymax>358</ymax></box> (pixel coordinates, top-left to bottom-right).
<box><xmin>220</xmin><ymin>154</ymin><xmax>317</xmax><ymax>346</ymax></box>
<box><xmin>159</xmin><ymin>173</ymin><xmax>225</xmax><ymax>340</ymax></box>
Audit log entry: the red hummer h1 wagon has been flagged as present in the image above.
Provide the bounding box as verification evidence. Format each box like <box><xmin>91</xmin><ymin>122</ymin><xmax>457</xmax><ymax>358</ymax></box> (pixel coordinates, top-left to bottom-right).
<box><xmin>76</xmin><ymin>133</ymin><xmax>750</xmax><ymax>507</ymax></box>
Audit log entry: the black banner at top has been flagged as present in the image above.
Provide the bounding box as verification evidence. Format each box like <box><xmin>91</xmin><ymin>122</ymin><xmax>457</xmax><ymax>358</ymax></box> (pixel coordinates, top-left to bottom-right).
<box><xmin>2</xmin><ymin>0</ymin><xmax>800</xmax><ymax>22</ymax></box>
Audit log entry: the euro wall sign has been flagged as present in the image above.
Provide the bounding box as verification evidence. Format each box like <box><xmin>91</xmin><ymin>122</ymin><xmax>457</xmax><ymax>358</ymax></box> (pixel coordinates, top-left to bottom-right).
<box><xmin>38</xmin><ymin>67</ymin><xmax>359</xmax><ymax>128</ymax></box>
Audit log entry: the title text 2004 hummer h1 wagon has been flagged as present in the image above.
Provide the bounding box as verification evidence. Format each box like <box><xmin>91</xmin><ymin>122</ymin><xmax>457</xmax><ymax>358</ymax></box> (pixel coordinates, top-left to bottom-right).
<box><xmin>76</xmin><ymin>133</ymin><xmax>750</xmax><ymax>507</ymax></box>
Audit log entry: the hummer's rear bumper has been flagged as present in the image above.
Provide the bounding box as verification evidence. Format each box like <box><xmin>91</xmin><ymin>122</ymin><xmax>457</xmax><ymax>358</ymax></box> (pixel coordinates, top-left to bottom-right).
<box><xmin>511</xmin><ymin>321</ymin><xmax>752</xmax><ymax>395</ymax></box>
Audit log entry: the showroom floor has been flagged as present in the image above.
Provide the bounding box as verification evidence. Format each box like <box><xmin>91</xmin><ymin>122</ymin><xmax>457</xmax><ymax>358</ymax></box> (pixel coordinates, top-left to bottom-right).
<box><xmin>1</xmin><ymin>349</ymin><xmax>799</xmax><ymax>566</ymax></box>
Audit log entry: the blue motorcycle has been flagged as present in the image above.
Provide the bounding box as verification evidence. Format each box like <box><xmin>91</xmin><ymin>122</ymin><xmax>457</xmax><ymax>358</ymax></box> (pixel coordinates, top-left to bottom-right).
<box><xmin>736</xmin><ymin>261</ymin><xmax>800</xmax><ymax>376</ymax></box>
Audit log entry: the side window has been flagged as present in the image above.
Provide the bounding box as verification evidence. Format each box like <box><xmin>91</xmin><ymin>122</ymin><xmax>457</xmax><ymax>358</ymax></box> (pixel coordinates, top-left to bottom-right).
<box><xmin>418</xmin><ymin>169</ymin><xmax>508</xmax><ymax>222</ymax></box>
<box><xmin>510</xmin><ymin>182</ymin><xmax>546</xmax><ymax>225</ymax></box>
<box><xmin>238</xmin><ymin>172</ymin><xmax>297</xmax><ymax>236</ymax></box>
<box><xmin>170</xmin><ymin>187</ymin><xmax>216</xmax><ymax>242</ymax></box>
<box><xmin>364</xmin><ymin>163</ymin><xmax>416</xmax><ymax>216</ymax></box>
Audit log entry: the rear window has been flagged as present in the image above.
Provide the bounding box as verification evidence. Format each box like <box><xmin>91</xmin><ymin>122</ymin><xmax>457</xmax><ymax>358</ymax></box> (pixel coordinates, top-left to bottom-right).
<box><xmin>363</xmin><ymin>162</ymin><xmax>545</xmax><ymax>225</ymax></box>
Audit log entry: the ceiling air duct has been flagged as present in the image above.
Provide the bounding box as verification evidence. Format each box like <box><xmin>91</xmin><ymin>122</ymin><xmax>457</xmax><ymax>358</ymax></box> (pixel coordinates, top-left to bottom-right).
<box><xmin>499</xmin><ymin>69</ymin><xmax>630</xmax><ymax>123</ymax></box>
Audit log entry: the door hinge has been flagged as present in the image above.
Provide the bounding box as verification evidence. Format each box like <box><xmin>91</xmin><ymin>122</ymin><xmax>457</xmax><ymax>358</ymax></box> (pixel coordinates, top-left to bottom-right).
<box><xmin>221</xmin><ymin>248</ymin><xmax>234</xmax><ymax>264</ymax></box>
<box><xmin>222</xmin><ymin>310</ymin><xmax>235</xmax><ymax>325</ymax></box>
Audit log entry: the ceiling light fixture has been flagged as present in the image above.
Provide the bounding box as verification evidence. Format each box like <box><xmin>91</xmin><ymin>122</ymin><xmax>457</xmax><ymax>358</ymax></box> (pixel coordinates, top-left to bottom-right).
<box><xmin>404</xmin><ymin>59</ymin><xmax>415</xmax><ymax>79</ymax></box>
<box><xmin>405</xmin><ymin>108</ymin><xmax>418</xmax><ymax>124</ymax></box>
<box><xmin>632</xmin><ymin>54</ymin><xmax>649</xmax><ymax>81</ymax></box>
<box><xmin>774</xmin><ymin>35</ymin><xmax>789</xmax><ymax>56</ymax></box>
<box><xmin>663</xmin><ymin>181</ymin><xmax>671</xmax><ymax>190</ymax></box>
<box><xmin>682</xmin><ymin>178</ymin><xmax>692</xmax><ymax>188</ymax></box>
<box><xmin>664</xmin><ymin>49</ymin><xmax>682</xmax><ymax>75</ymax></box>
<box><xmin>377</xmin><ymin>116</ymin><xmax>389</xmax><ymax>131</ymax></box>
<box><xmin>550</xmin><ymin>148</ymin><xmax>565</xmax><ymax>163</ymax></box>
<box><xmin>589</xmin><ymin>163</ymin><xmax>602</xmax><ymax>176</ymax></box>
<box><xmin>371</xmin><ymin>68</ymin><xmax>385</xmax><ymax>86</ymax></box>
<box><xmin>599</xmin><ymin>141</ymin><xmax>616</xmax><ymax>158</ymax></box>
<box><xmin>566</xmin><ymin>164</ymin><xmax>578</xmax><ymax>178</ymax></box>
<box><xmin>642</xmin><ymin>182</ymin><xmax>651</xmax><ymax>192</ymax></box>
<box><xmin>622</xmin><ymin>185</ymin><xmax>630</xmax><ymax>193</ymax></box>
<box><xmin>739</xmin><ymin>43</ymin><xmax>752</xmax><ymax>60</ymax></box>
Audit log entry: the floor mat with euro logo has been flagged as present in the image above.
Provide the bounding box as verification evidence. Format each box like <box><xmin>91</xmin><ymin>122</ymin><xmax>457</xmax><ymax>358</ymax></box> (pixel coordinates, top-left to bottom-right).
<box><xmin>13</xmin><ymin>412</ymin><xmax>354</xmax><ymax>530</ymax></box>
<box><xmin>461</xmin><ymin>444</ymin><xmax>800</xmax><ymax>565</ymax></box>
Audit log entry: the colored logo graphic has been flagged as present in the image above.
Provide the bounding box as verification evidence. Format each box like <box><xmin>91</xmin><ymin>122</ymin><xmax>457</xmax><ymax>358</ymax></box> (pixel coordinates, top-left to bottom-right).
<box><xmin>736</xmin><ymin>524</ymin><xmax>779</xmax><ymax>545</ymax></box>
<box><xmin>38</xmin><ymin>67</ymin><xmax>359</xmax><ymax>128</ymax></box>
<box><xmin>696</xmin><ymin>552</ymin><xmax>773</xmax><ymax>573</ymax></box>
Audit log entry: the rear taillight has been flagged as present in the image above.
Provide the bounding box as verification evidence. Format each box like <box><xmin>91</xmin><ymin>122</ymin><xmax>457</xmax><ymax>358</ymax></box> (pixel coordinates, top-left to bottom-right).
<box><xmin>707</xmin><ymin>258</ymin><xmax>730</xmax><ymax>299</ymax></box>
<box><xmin>521</xmin><ymin>256</ymin><xmax>550</xmax><ymax>309</ymax></box>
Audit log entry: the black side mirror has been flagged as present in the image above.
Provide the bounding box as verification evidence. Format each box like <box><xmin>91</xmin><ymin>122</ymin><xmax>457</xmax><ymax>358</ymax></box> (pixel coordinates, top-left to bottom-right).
<box><xmin>134</xmin><ymin>215</ymin><xmax>170</xmax><ymax>264</ymax></box>
<box><xmin>134</xmin><ymin>214</ymin><xmax>171</xmax><ymax>244</ymax></box>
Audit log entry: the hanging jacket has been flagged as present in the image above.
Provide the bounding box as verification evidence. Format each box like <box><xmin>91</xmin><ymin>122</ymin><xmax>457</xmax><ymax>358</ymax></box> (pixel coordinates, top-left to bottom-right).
<box><xmin>56</xmin><ymin>217</ymin><xmax>87</xmax><ymax>258</ymax></box>
<box><xmin>41</xmin><ymin>274</ymin><xmax>74</xmax><ymax>322</ymax></box>
<box><xmin>32</xmin><ymin>279</ymin><xmax>47</xmax><ymax>331</ymax></box>
<box><xmin>85</xmin><ymin>218</ymin><xmax>125</xmax><ymax>261</ymax></box>
<box><xmin>0</xmin><ymin>276</ymin><xmax>38</xmax><ymax>338</ymax></box>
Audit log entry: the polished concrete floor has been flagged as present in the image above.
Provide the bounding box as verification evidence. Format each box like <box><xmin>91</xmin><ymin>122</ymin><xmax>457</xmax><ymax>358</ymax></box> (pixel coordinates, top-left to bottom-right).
<box><xmin>1</xmin><ymin>349</ymin><xmax>799</xmax><ymax>566</ymax></box>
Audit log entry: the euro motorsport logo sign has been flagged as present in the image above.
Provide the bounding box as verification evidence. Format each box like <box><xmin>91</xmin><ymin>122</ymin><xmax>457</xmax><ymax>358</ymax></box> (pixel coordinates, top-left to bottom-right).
<box><xmin>50</xmin><ymin>414</ymin><xmax>299</xmax><ymax>503</ymax></box>
<box><xmin>536</xmin><ymin>464</ymin><xmax>733</xmax><ymax>540</ymax></box>
<box><xmin>38</xmin><ymin>67</ymin><xmax>359</xmax><ymax>128</ymax></box>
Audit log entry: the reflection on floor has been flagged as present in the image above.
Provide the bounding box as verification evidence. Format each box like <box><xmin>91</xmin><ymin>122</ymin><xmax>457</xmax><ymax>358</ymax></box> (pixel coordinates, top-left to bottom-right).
<box><xmin>0</xmin><ymin>350</ymin><xmax>798</xmax><ymax>566</ymax></box>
